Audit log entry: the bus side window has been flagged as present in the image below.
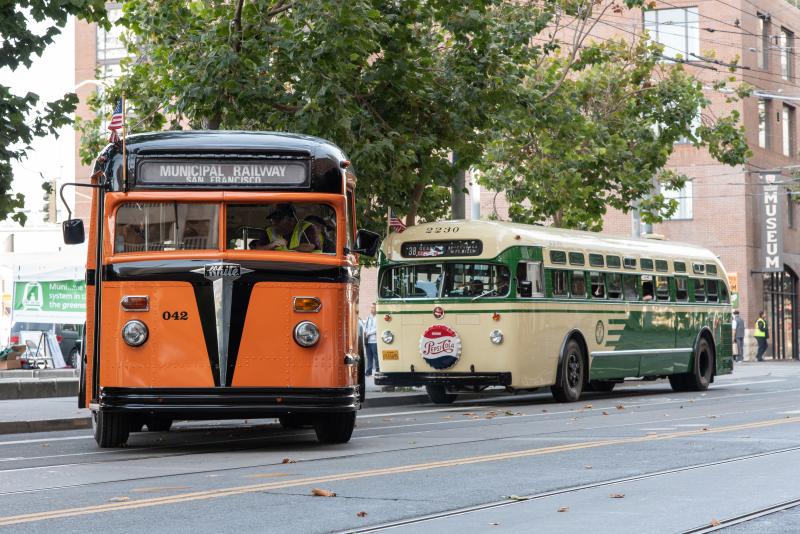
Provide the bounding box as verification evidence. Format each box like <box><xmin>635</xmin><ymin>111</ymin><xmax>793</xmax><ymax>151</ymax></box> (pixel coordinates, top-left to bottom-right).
<box><xmin>720</xmin><ymin>282</ymin><xmax>730</xmax><ymax>303</ymax></box>
<box><xmin>606</xmin><ymin>273</ymin><xmax>622</xmax><ymax>299</ymax></box>
<box><xmin>517</xmin><ymin>261</ymin><xmax>544</xmax><ymax>298</ymax></box>
<box><xmin>570</xmin><ymin>270</ymin><xmax>586</xmax><ymax>299</ymax></box>
<box><xmin>655</xmin><ymin>276</ymin><xmax>670</xmax><ymax>301</ymax></box>
<box><xmin>552</xmin><ymin>270</ymin><xmax>569</xmax><ymax>297</ymax></box>
<box><xmin>590</xmin><ymin>271</ymin><xmax>605</xmax><ymax>298</ymax></box>
<box><xmin>693</xmin><ymin>278</ymin><xmax>706</xmax><ymax>302</ymax></box>
<box><xmin>623</xmin><ymin>275</ymin><xmax>639</xmax><ymax>300</ymax></box>
<box><xmin>707</xmin><ymin>279</ymin><xmax>719</xmax><ymax>302</ymax></box>
<box><xmin>676</xmin><ymin>277</ymin><xmax>689</xmax><ymax>302</ymax></box>
<box><xmin>641</xmin><ymin>275</ymin><xmax>655</xmax><ymax>301</ymax></box>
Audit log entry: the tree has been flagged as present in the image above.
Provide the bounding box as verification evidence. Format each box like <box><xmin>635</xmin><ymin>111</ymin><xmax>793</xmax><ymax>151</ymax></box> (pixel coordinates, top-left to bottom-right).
<box><xmin>87</xmin><ymin>0</ymin><xmax>573</xmax><ymax>235</ymax></box>
<box><xmin>0</xmin><ymin>0</ymin><xmax>107</xmax><ymax>224</ymax></box>
<box><xmin>479</xmin><ymin>37</ymin><xmax>751</xmax><ymax>230</ymax></box>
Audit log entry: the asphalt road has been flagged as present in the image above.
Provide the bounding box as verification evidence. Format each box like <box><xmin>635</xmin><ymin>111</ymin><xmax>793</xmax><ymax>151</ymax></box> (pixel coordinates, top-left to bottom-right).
<box><xmin>0</xmin><ymin>362</ymin><xmax>799</xmax><ymax>533</ymax></box>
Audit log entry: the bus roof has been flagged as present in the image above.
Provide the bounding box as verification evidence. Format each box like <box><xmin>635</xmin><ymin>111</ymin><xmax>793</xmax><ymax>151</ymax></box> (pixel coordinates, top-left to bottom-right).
<box><xmin>98</xmin><ymin>131</ymin><xmax>354</xmax><ymax>193</ymax></box>
<box><xmin>383</xmin><ymin>220</ymin><xmax>724</xmax><ymax>271</ymax></box>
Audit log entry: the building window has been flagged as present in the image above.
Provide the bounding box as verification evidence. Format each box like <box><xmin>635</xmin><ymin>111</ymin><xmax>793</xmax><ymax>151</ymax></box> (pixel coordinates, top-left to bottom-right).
<box><xmin>644</xmin><ymin>7</ymin><xmax>699</xmax><ymax>61</ymax></box>
<box><xmin>781</xmin><ymin>28</ymin><xmax>795</xmax><ymax>81</ymax></box>
<box><xmin>758</xmin><ymin>13</ymin><xmax>771</xmax><ymax>70</ymax></box>
<box><xmin>759</xmin><ymin>99</ymin><xmax>771</xmax><ymax>149</ymax></box>
<box><xmin>788</xmin><ymin>193</ymin><xmax>795</xmax><ymax>229</ymax></box>
<box><xmin>784</xmin><ymin>104</ymin><xmax>796</xmax><ymax>157</ymax></box>
<box><xmin>662</xmin><ymin>181</ymin><xmax>693</xmax><ymax>220</ymax></box>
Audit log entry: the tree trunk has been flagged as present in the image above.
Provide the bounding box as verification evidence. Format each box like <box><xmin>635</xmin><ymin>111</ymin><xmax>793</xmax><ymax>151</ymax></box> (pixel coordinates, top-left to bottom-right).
<box><xmin>205</xmin><ymin>112</ymin><xmax>223</xmax><ymax>130</ymax></box>
<box><xmin>552</xmin><ymin>210</ymin><xmax>563</xmax><ymax>228</ymax></box>
<box><xmin>406</xmin><ymin>183</ymin><xmax>425</xmax><ymax>227</ymax></box>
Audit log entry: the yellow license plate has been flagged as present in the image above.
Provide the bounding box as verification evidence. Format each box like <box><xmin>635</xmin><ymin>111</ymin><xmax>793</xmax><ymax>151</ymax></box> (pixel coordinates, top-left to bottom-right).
<box><xmin>382</xmin><ymin>350</ymin><xmax>399</xmax><ymax>361</ymax></box>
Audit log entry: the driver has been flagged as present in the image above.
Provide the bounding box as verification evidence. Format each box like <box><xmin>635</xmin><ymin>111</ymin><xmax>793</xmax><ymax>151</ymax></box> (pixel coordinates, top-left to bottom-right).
<box><xmin>253</xmin><ymin>204</ymin><xmax>320</xmax><ymax>252</ymax></box>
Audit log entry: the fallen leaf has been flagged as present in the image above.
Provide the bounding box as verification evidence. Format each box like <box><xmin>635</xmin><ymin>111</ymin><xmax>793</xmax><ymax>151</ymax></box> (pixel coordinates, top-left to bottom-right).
<box><xmin>558</xmin><ymin>507</ymin><xmax>569</xmax><ymax>512</ymax></box>
<box><xmin>702</xmin><ymin>427</ymin><xmax>709</xmax><ymax>431</ymax></box>
<box><xmin>42</xmin><ymin>444</ymin><xmax>50</xmax><ymax>448</ymax></box>
<box><xmin>610</xmin><ymin>493</ymin><xmax>625</xmax><ymax>499</ymax></box>
<box><xmin>281</xmin><ymin>458</ymin><xmax>297</xmax><ymax>464</ymax></box>
<box><xmin>583</xmin><ymin>404</ymin><xmax>593</xmax><ymax>409</ymax></box>
<box><xmin>108</xmin><ymin>496</ymin><xmax>130</xmax><ymax>502</ymax></box>
<box><xmin>602</xmin><ymin>411</ymin><xmax>609</xmax><ymax>416</ymax></box>
<box><xmin>711</xmin><ymin>519</ymin><xmax>720</xmax><ymax>526</ymax></box>
<box><xmin>382</xmin><ymin>418</ymin><xmax>392</xmax><ymax>422</ymax></box>
<box><xmin>311</xmin><ymin>488</ymin><xmax>336</xmax><ymax>497</ymax></box>
<box><xmin>443</xmin><ymin>416</ymin><xmax>452</xmax><ymax>419</ymax></box>
<box><xmin>472</xmin><ymin>416</ymin><xmax>480</xmax><ymax>419</ymax></box>
<box><xmin>541</xmin><ymin>409</ymin><xmax>548</xmax><ymax>413</ymax></box>
<box><xmin>485</xmin><ymin>416</ymin><xmax>494</xmax><ymax>419</ymax></box>
<box><xmin>708</xmin><ymin>415</ymin><xmax>718</xmax><ymax>419</ymax></box>
<box><xmin>489</xmin><ymin>522</ymin><xmax>499</xmax><ymax>526</ymax></box>
<box><xmin>584</xmin><ymin>465</ymin><xmax>592</xmax><ymax>469</ymax></box>
<box><xmin>463</xmin><ymin>413</ymin><xmax>476</xmax><ymax>416</ymax></box>
<box><xmin>506</xmin><ymin>495</ymin><xmax>526</xmax><ymax>501</ymax></box>
<box><xmin>505</xmin><ymin>411</ymin><xmax>515</xmax><ymax>416</ymax></box>
<box><xmin>616</xmin><ymin>404</ymin><xmax>625</xmax><ymax>410</ymax></box>
<box><xmin>357</xmin><ymin>511</ymin><xmax>368</xmax><ymax>518</ymax></box>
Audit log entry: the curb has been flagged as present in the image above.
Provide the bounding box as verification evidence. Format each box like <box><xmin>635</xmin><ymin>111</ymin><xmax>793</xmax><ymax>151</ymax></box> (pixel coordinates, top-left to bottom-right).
<box><xmin>0</xmin><ymin>379</ymin><xmax>78</xmax><ymax>401</ymax></box>
<box><xmin>0</xmin><ymin>417</ymin><xmax>91</xmax><ymax>436</ymax></box>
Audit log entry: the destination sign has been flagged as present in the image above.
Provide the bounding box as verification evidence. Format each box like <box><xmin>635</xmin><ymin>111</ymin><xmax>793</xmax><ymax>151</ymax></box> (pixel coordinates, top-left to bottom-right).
<box><xmin>401</xmin><ymin>240</ymin><xmax>483</xmax><ymax>258</ymax></box>
<box><xmin>136</xmin><ymin>160</ymin><xmax>308</xmax><ymax>187</ymax></box>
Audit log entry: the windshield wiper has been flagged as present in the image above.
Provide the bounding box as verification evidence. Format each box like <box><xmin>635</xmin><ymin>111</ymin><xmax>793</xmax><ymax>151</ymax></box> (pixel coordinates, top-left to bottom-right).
<box><xmin>471</xmin><ymin>289</ymin><xmax>497</xmax><ymax>301</ymax></box>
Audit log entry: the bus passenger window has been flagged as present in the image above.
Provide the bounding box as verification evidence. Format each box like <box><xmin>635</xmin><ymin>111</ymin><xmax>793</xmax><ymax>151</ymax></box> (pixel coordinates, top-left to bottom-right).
<box><xmin>226</xmin><ymin>203</ymin><xmax>336</xmax><ymax>253</ymax></box>
<box><xmin>676</xmin><ymin>277</ymin><xmax>688</xmax><ymax>301</ymax></box>
<box><xmin>516</xmin><ymin>262</ymin><xmax>543</xmax><ymax>298</ymax></box>
<box><xmin>720</xmin><ymin>283</ymin><xmax>730</xmax><ymax>303</ymax></box>
<box><xmin>552</xmin><ymin>271</ymin><xmax>569</xmax><ymax>297</ymax></box>
<box><xmin>642</xmin><ymin>275</ymin><xmax>655</xmax><ymax>301</ymax></box>
<box><xmin>571</xmin><ymin>271</ymin><xmax>586</xmax><ymax>299</ymax></box>
<box><xmin>606</xmin><ymin>273</ymin><xmax>622</xmax><ymax>299</ymax></box>
<box><xmin>115</xmin><ymin>202</ymin><xmax>219</xmax><ymax>253</ymax></box>
<box><xmin>590</xmin><ymin>272</ymin><xmax>605</xmax><ymax>298</ymax></box>
<box><xmin>707</xmin><ymin>280</ymin><xmax>719</xmax><ymax>302</ymax></box>
<box><xmin>655</xmin><ymin>276</ymin><xmax>670</xmax><ymax>301</ymax></box>
<box><xmin>693</xmin><ymin>278</ymin><xmax>706</xmax><ymax>302</ymax></box>
<box><xmin>623</xmin><ymin>275</ymin><xmax>639</xmax><ymax>300</ymax></box>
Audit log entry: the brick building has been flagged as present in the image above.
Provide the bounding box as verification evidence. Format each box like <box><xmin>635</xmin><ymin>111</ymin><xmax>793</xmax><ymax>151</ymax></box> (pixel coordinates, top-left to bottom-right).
<box><xmin>73</xmin><ymin>2</ymin><xmax>800</xmax><ymax>357</ymax></box>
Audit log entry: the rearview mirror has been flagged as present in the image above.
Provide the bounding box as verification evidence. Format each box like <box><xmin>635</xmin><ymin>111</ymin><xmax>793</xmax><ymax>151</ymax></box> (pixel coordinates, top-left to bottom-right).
<box><xmin>519</xmin><ymin>280</ymin><xmax>532</xmax><ymax>298</ymax></box>
<box><xmin>352</xmin><ymin>229</ymin><xmax>381</xmax><ymax>257</ymax></box>
<box><xmin>62</xmin><ymin>219</ymin><xmax>85</xmax><ymax>245</ymax></box>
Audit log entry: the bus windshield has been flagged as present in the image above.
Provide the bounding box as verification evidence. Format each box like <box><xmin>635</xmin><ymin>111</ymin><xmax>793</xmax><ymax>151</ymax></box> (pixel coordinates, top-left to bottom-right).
<box><xmin>379</xmin><ymin>263</ymin><xmax>510</xmax><ymax>299</ymax></box>
<box><xmin>114</xmin><ymin>202</ymin><xmax>219</xmax><ymax>253</ymax></box>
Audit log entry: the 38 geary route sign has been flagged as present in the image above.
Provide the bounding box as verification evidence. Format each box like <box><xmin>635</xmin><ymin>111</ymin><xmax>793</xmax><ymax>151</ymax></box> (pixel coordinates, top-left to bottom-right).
<box><xmin>137</xmin><ymin>160</ymin><xmax>307</xmax><ymax>186</ymax></box>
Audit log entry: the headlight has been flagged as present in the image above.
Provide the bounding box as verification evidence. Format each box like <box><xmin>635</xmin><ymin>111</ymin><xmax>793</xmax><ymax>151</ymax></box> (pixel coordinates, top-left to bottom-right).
<box><xmin>294</xmin><ymin>321</ymin><xmax>320</xmax><ymax>347</ymax></box>
<box><xmin>382</xmin><ymin>330</ymin><xmax>394</xmax><ymax>344</ymax></box>
<box><xmin>489</xmin><ymin>329</ymin><xmax>503</xmax><ymax>345</ymax></box>
<box><xmin>122</xmin><ymin>320</ymin><xmax>148</xmax><ymax>347</ymax></box>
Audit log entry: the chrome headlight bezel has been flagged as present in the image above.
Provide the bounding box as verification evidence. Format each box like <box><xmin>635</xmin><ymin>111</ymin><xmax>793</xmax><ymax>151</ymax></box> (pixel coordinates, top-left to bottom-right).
<box><xmin>381</xmin><ymin>330</ymin><xmax>394</xmax><ymax>344</ymax></box>
<box><xmin>294</xmin><ymin>321</ymin><xmax>320</xmax><ymax>347</ymax></box>
<box><xmin>489</xmin><ymin>329</ymin><xmax>504</xmax><ymax>345</ymax></box>
<box><xmin>122</xmin><ymin>320</ymin><xmax>149</xmax><ymax>347</ymax></box>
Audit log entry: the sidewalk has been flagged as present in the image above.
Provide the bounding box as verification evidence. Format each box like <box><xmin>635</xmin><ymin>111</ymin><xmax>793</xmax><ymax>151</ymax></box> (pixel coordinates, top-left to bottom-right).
<box><xmin>0</xmin><ymin>376</ymin><xmax>428</xmax><ymax>435</ymax></box>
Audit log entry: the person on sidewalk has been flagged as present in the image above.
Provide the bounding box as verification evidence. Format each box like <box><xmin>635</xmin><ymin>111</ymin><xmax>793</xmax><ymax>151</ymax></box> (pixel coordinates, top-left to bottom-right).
<box><xmin>754</xmin><ymin>311</ymin><xmax>769</xmax><ymax>362</ymax></box>
<box><xmin>364</xmin><ymin>302</ymin><xmax>379</xmax><ymax>376</ymax></box>
<box><xmin>733</xmin><ymin>310</ymin><xmax>745</xmax><ymax>362</ymax></box>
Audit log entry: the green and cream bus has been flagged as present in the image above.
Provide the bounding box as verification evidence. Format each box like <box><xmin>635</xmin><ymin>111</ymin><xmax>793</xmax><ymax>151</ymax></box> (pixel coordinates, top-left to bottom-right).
<box><xmin>374</xmin><ymin>220</ymin><xmax>733</xmax><ymax>403</ymax></box>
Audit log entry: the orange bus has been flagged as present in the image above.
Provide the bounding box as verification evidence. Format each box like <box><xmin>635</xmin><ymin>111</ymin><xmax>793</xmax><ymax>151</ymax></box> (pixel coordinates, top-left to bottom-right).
<box><xmin>62</xmin><ymin>131</ymin><xmax>380</xmax><ymax>447</ymax></box>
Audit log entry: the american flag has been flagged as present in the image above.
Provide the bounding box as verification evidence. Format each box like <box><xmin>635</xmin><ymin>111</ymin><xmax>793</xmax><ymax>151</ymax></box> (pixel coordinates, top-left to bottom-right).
<box><xmin>389</xmin><ymin>209</ymin><xmax>407</xmax><ymax>233</ymax></box>
<box><xmin>107</xmin><ymin>98</ymin><xmax>124</xmax><ymax>143</ymax></box>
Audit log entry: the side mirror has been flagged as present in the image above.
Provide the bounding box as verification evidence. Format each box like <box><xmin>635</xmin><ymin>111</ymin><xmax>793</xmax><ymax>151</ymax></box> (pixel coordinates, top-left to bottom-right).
<box><xmin>353</xmin><ymin>229</ymin><xmax>381</xmax><ymax>257</ymax></box>
<box><xmin>62</xmin><ymin>219</ymin><xmax>85</xmax><ymax>245</ymax></box>
<box><xmin>519</xmin><ymin>280</ymin><xmax>532</xmax><ymax>298</ymax></box>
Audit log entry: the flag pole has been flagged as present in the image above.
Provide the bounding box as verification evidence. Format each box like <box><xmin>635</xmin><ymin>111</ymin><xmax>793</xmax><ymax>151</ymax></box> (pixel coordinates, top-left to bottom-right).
<box><xmin>121</xmin><ymin>96</ymin><xmax>127</xmax><ymax>185</ymax></box>
<box><xmin>386</xmin><ymin>206</ymin><xmax>391</xmax><ymax>237</ymax></box>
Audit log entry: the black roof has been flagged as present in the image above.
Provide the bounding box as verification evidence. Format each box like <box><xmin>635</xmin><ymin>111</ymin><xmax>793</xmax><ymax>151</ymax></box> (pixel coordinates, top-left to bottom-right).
<box><xmin>98</xmin><ymin>131</ymin><xmax>353</xmax><ymax>193</ymax></box>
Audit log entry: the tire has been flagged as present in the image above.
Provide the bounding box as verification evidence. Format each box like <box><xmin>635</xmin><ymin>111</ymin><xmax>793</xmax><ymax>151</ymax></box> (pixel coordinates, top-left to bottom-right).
<box><xmin>670</xmin><ymin>337</ymin><xmax>714</xmax><ymax>392</ymax></box>
<box><xmin>551</xmin><ymin>339</ymin><xmax>585</xmax><ymax>402</ymax></box>
<box><xmin>313</xmin><ymin>412</ymin><xmax>356</xmax><ymax>444</ymax></box>
<box><xmin>279</xmin><ymin>414</ymin><xmax>312</xmax><ymax>429</ymax></box>
<box><xmin>93</xmin><ymin>411</ymin><xmax>130</xmax><ymax>448</ymax></box>
<box><xmin>589</xmin><ymin>380</ymin><xmax>615</xmax><ymax>393</ymax></box>
<box><xmin>67</xmin><ymin>348</ymin><xmax>79</xmax><ymax>369</ymax></box>
<box><xmin>425</xmin><ymin>384</ymin><xmax>457</xmax><ymax>404</ymax></box>
<box><xmin>146</xmin><ymin>417</ymin><xmax>173</xmax><ymax>432</ymax></box>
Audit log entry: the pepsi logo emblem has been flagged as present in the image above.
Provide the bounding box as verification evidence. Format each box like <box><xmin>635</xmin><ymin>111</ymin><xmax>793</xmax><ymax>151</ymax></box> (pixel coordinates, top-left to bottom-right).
<box><xmin>433</xmin><ymin>306</ymin><xmax>444</xmax><ymax>319</ymax></box>
<box><xmin>419</xmin><ymin>324</ymin><xmax>461</xmax><ymax>370</ymax></box>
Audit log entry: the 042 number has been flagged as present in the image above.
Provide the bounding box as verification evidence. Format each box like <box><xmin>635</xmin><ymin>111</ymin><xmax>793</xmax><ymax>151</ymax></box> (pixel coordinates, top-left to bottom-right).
<box><xmin>162</xmin><ymin>311</ymin><xmax>188</xmax><ymax>320</ymax></box>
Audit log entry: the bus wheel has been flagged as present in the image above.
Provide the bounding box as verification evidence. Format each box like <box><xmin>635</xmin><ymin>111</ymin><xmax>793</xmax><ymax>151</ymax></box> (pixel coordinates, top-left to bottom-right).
<box><xmin>589</xmin><ymin>380</ymin><xmax>615</xmax><ymax>393</ymax></box>
<box><xmin>425</xmin><ymin>384</ymin><xmax>457</xmax><ymax>404</ymax></box>
<box><xmin>146</xmin><ymin>417</ymin><xmax>173</xmax><ymax>432</ymax></box>
<box><xmin>686</xmin><ymin>337</ymin><xmax>713</xmax><ymax>391</ymax></box>
<box><xmin>93</xmin><ymin>411</ymin><xmax>130</xmax><ymax>448</ymax></box>
<box><xmin>551</xmin><ymin>339</ymin><xmax>585</xmax><ymax>402</ymax></box>
<box><xmin>313</xmin><ymin>412</ymin><xmax>356</xmax><ymax>444</ymax></box>
<box><xmin>279</xmin><ymin>414</ymin><xmax>312</xmax><ymax>429</ymax></box>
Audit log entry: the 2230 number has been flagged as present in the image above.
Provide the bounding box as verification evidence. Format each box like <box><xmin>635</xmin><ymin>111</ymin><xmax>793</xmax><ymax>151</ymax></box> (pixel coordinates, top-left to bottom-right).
<box><xmin>425</xmin><ymin>226</ymin><xmax>459</xmax><ymax>234</ymax></box>
<box><xmin>162</xmin><ymin>311</ymin><xmax>188</xmax><ymax>320</ymax></box>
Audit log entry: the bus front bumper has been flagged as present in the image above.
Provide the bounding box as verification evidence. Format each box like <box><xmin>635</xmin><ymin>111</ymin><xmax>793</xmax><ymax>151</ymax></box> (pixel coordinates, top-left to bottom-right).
<box><xmin>374</xmin><ymin>372</ymin><xmax>512</xmax><ymax>388</ymax></box>
<box><xmin>96</xmin><ymin>387</ymin><xmax>359</xmax><ymax>419</ymax></box>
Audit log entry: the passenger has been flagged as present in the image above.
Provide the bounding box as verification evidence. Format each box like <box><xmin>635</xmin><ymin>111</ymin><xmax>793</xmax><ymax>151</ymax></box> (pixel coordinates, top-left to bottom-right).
<box><xmin>116</xmin><ymin>223</ymin><xmax>145</xmax><ymax>252</ymax></box>
<box><xmin>496</xmin><ymin>272</ymin><xmax>510</xmax><ymax>295</ymax></box>
<box><xmin>254</xmin><ymin>204</ymin><xmax>320</xmax><ymax>252</ymax></box>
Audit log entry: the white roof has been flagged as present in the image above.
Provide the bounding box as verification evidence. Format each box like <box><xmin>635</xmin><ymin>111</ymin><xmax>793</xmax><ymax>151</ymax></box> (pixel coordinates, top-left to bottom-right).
<box><xmin>383</xmin><ymin>220</ymin><xmax>724</xmax><ymax>272</ymax></box>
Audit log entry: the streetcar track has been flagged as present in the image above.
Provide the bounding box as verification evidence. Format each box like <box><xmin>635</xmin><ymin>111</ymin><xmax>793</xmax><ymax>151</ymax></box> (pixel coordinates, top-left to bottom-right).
<box><xmin>343</xmin><ymin>445</ymin><xmax>800</xmax><ymax>533</ymax></box>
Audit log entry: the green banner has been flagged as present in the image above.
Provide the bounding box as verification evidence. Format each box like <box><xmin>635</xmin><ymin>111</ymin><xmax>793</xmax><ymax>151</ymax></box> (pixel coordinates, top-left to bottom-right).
<box><xmin>13</xmin><ymin>280</ymin><xmax>86</xmax><ymax>314</ymax></box>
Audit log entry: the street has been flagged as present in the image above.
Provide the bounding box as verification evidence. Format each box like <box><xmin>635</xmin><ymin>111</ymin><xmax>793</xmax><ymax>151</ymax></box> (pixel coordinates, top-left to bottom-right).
<box><xmin>0</xmin><ymin>362</ymin><xmax>798</xmax><ymax>533</ymax></box>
